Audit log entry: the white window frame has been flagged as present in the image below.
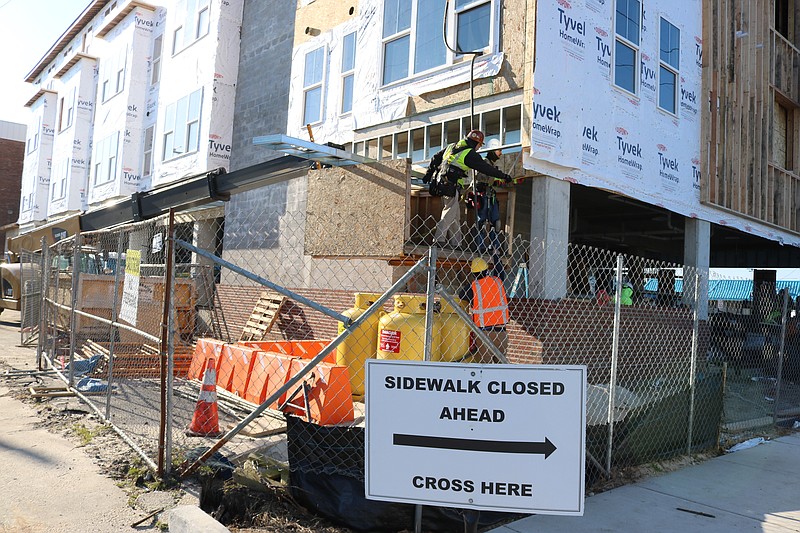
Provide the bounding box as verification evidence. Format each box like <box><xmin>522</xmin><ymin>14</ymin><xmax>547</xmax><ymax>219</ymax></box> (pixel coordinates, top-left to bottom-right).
<box><xmin>151</xmin><ymin>35</ymin><xmax>163</xmax><ymax>85</ymax></box>
<box><xmin>27</xmin><ymin>116</ymin><xmax>41</xmax><ymax>155</ymax></box>
<box><xmin>92</xmin><ymin>132</ymin><xmax>120</xmax><ymax>186</ymax></box>
<box><xmin>51</xmin><ymin>157</ymin><xmax>69</xmax><ymax>201</ymax></box>
<box><xmin>142</xmin><ymin>125</ymin><xmax>155</xmax><ymax>177</ymax></box>
<box><xmin>453</xmin><ymin>0</ymin><xmax>494</xmax><ymax>54</ymax></box>
<box><xmin>58</xmin><ymin>87</ymin><xmax>76</xmax><ymax>132</ymax></box>
<box><xmin>101</xmin><ymin>46</ymin><xmax>127</xmax><ymax>102</ymax></box>
<box><xmin>161</xmin><ymin>88</ymin><xmax>204</xmax><ymax>161</ymax></box>
<box><xmin>341</xmin><ymin>32</ymin><xmax>356</xmax><ymax>115</ymax></box>
<box><xmin>657</xmin><ymin>16</ymin><xmax>680</xmax><ymax>115</ymax></box>
<box><xmin>172</xmin><ymin>0</ymin><xmax>211</xmax><ymax>56</ymax></box>
<box><xmin>613</xmin><ymin>0</ymin><xmax>642</xmax><ymax>96</ymax></box>
<box><xmin>380</xmin><ymin>0</ymin><xmax>499</xmax><ymax>87</ymax></box>
<box><xmin>303</xmin><ymin>47</ymin><xmax>326</xmax><ymax>125</ymax></box>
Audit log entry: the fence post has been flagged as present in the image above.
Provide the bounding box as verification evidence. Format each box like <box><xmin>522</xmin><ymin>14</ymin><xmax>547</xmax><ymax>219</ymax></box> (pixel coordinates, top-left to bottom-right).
<box><xmin>50</xmin><ymin>242</ymin><xmax>61</xmax><ymax>369</ymax></box>
<box><xmin>687</xmin><ymin>270</ymin><xmax>701</xmax><ymax>454</ymax></box>
<box><xmin>159</xmin><ymin>209</ymin><xmax>176</xmax><ymax>478</ymax></box>
<box><xmin>773</xmin><ymin>288</ymin><xmax>789</xmax><ymax>424</ymax></box>
<box><xmin>606</xmin><ymin>254</ymin><xmax>624</xmax><ymax>476</ymax></box>
<box><xmin>105</xmin><ymin>231</ymin><xmax>125</xmax><ymax>420</ymax></box>
<box><xmin>415</xmin><ymin>245</ymin><xmax>437</xmax><ymax>533</ymax></box>
<box><xmin>165</xmin><ymin>212</ymin><xmax>177</xmax><ymax>476</ymax></box>
<box><xmin>423</xmin><ymin>246</ymin><xmax>437</xmax><ymax>363</ymax></box>
<box><xmin>37</xmin><ymin>237</ymin><xmax>49</xmax><ymax>371</ymax></box>
<box><xmin>67</xmin><ymin>234</ymin><xmax>82</xmax><ymax>387</ymax></box>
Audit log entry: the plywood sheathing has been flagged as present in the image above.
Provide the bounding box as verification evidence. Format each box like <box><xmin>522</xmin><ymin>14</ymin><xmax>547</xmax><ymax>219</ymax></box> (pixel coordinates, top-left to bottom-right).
<box><xmin>294</xmin><ymin>1</ymin><xmax>358</xmax><ymax>47</ymax></box>
<box><xmin>305</xmin><ymin>159</ymin><xmax>410</xmax><ymax>257</ymax></box>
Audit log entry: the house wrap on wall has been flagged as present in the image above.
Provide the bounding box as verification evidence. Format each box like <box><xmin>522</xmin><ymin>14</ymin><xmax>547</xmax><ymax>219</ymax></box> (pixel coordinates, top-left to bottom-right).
<box><xmin>17</xmin><ymin>0</ymin><xmax>243</xmax><ymax>236</ymax></box>
<box><xmin>14</xmin><ymin>0</ymin><xmax>800</xmax><ymax>291</ymax></box>
<box><xmin>223</xmin><ymin>0</ymin><xmax>800</xmax><ymax>296</ymax></box>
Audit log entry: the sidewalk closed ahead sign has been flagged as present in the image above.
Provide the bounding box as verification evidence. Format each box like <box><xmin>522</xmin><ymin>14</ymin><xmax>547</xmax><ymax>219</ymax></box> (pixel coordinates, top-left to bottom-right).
<box><xmin>365</xmin><ymin>360</ymin><xmax>586</xmax><ymax>515</ymax></box>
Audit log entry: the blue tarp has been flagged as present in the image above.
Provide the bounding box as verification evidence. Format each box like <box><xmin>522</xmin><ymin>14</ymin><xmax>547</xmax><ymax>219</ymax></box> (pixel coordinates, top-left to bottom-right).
<box><xmin>643</xmin><ymin>279</ymin><xmax>800</xmax><ymax>301</ymax></box>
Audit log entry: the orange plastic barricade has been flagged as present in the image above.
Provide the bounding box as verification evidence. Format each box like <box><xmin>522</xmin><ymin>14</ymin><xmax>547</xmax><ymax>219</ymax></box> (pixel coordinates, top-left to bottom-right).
<box><xmin>282</xmin><ymin>359</ymin><xmax>354</xmax><ymax>425</ymax></box>
<box><xmin>217</xmin><ymin>344</ymin><xmax>258</xmax><ymax>396</ymax></box>
<box><xmin>238</xmin><ymin>341</ymin><xmax>292</xmax><ymax>355</ymax></box>
<box><xmin>187</xmin><ymin>338</ymin><xmax>226</xmax><ymax>380</ymax></box>
<box><xmin>291</xmin><ymin>340</ymin><xmax>336</xmax><ymax>364</ymax></box>
<box><xmin>244</xmin><ymin>352</ymin><xmax>295</xmax><ymax>408</ymax></box>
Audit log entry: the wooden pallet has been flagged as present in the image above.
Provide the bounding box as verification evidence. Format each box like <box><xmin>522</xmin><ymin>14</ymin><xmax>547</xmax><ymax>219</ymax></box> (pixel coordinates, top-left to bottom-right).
<box><xmin>238</xmin><ymin>291</ymin><xmax>287</xmax><ymax>342</ymax></box>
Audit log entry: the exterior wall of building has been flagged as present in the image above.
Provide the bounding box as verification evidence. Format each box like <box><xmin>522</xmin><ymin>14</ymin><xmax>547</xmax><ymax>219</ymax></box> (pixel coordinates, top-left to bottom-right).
<box><xmin>19</xmin><ymin>92</ymin><xmax>56</xmax><ymax>225</ymax></box>
<box><xmin>89</xmin><ymin>7</ymin><xmax>155</xmax><ymax>204</ymax></box>
<box><xmin>702</xmin><ymin>0</ymin><xmax>800</xmax><ymax>236</ymax></box>
<box><xmin>224</xmin><ymin>0</ymin><xmax>306</xmax><ymax>283</ymax></box>
<box><xmin>48</xmin><ymin>57</ymin><xmax>96</xmax><ymax>215</ymax></box>
<box><xmin>230</xmin><ymin>0</ymin><xmax>297</xmax><ymax>171</ymax></box>
<box><xmin>17</xmin><ymin>0</ymin><xmax>243</xmax><ymax>230</ymax></box>
<box><xmin>0</xmin><ymin>123</ymin><xmax>25</xmax><ymax>246</ymax></box>
<box><xmin>153</xmin><ymin>0</ymin><xmax>244</xmax><ymax>187</ymax></box>
<box><xmin>286</xmin><ymin>0</ymin><xmax>513</xmax><ymax>147</ymax></box>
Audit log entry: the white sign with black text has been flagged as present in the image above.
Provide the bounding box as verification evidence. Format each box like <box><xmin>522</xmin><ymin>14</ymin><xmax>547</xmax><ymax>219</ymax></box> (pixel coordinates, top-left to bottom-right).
<box><xmin>365</xmin><ymin>360</ymin><xmax>586</xmax><ymax>515</ymax></box>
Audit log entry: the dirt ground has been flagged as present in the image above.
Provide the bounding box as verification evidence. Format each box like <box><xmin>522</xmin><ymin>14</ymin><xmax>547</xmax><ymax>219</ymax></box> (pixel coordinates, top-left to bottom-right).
<box><xmin>0</xmin><ymin>311</ymin><xmax>353</xmax><ymax>533</ymax></box>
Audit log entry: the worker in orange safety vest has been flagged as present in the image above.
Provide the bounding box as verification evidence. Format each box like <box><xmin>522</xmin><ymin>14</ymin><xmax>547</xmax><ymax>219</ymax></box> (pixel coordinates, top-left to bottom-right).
<box><xmin>459</xmin><ymin>257</ymin><xmax>509</xmax><ymax>363</ymax></box>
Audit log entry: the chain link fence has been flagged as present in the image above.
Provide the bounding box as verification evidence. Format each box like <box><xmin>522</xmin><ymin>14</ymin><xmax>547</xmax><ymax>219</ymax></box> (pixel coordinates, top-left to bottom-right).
<box><xmin>28</xmin><ymin>192</ymin><xmax>800</xmax><ymax>505</ymax></box>
<box><xmin>19</xmin><ymin>249</ymin><xmax>42</xmax><ymax>346</ymax></box>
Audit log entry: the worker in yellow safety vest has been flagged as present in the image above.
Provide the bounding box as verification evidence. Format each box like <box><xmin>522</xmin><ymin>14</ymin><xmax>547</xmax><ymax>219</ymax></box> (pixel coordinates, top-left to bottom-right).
<box><xmin>423</xmin><ymin>130</ymin><xmax>512</xmax><ymax>249</ymax></box>
<box><xmin>459</xmin><ymin>257</ymin><xmax>510</xmax><ymax>363</ymax></box>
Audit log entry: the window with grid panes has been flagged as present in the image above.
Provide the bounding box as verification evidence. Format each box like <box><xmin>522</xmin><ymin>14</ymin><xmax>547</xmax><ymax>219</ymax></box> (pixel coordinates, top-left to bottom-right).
<box><xmin>614</xmin><ymin>0</ymin><xmax>641</xmax><ymax>95</ymax></box>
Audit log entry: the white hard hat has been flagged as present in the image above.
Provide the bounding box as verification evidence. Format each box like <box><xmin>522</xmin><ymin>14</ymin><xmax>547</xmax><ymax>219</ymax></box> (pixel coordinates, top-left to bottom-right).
<box><xmin>485</xmin><ymin>138</ymin><xmax>502</xmax><ymax>151</ymax></box>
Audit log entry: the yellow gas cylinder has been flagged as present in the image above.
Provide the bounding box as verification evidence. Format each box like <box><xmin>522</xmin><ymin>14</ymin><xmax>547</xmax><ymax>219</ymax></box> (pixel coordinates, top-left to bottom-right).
<box><xmin>377</xmin><ymin>295</ymin><xmax>441</xmax><ymax>361</ymax></box>
<box><xmin>436</xmin><ymin>298</ymin><xmax>471</xmax><ymax>362</ymax></box>
<box><xmin>337</xmin><ymin>293</ymin><xmax>383</xmax><ymax>399</ymax></box>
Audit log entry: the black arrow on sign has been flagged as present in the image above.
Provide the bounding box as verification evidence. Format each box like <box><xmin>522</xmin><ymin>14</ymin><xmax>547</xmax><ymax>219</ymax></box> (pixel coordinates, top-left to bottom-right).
<box><xmin>393</xmin><ymin>434</ymin><xmax>557</xmax><ymax>459</ymax></box>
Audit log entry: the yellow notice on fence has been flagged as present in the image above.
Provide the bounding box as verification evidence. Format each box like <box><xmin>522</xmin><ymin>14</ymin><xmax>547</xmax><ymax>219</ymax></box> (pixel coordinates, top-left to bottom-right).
<box><xmin>119</xmin><ymin>249</ymin><xmax>141</xmax><ymax>326</ymax></box>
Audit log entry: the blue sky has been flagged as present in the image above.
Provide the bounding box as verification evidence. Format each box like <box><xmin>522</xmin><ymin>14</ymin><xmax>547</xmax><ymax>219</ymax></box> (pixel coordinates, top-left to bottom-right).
<box><xmin>0</xmin><ymin>0</ymin><xmax>89</xmax><ymax>125</ymax></box>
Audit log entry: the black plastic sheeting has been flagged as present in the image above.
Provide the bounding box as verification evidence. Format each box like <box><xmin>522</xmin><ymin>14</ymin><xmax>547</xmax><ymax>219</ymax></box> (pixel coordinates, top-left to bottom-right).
<box><xmin>286</xmin><ymin>416</ymin><xmax>525</xmax><ymax>532</ymax></box>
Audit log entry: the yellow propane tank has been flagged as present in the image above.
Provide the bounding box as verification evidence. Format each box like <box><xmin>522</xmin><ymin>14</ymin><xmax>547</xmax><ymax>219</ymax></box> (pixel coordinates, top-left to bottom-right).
<box><xmin>436</xmin><ymin>298</ymin><xmax>471</xmax><ymax>362</ymax></box>
<box><xmin>377</xmin><ymin>295</ymin><xmax>440</xmax><ymax>361</ymax></box>
<box><xmin>337</xmin><ymin>293</ymin><xmax>383</xmax><ymax>400</ymax></box>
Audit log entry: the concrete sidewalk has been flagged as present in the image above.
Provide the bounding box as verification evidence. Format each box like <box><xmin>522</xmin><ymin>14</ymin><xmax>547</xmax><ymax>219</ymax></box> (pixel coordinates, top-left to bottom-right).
<box><xmin>490</xmin><ymin>432</ymin><xmax>800</xmax><ymax>532</ymax></box>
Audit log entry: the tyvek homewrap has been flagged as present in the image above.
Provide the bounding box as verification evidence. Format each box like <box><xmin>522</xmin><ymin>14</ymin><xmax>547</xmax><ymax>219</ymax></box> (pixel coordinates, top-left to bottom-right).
<box><xmin>152</xmin><ymin>0</ymin><xmax>243</xmax><ymax>187</ymax></box>
<box><xmin>286</xmin><ymin>0</ymin><xmax>504</xmax><ymax>146</ymax></box>
<box><xmin>526</xmin><ymin>0</ymin><xmax>800</xmax><ymax>248</ymax></box>
<box><xmin>88</xmin><ymin>8</ymin><xmax>155</xmax><ymax>206</ymax></box>
<box><xmin>19</xmin><ymin>92</ymin><xmax>57</xmax><ymax>224</ymax></box>
<box><xmin>48</xmin><ymin>56</ymin><xmax>96</xmax><ymax>217</ymax></box>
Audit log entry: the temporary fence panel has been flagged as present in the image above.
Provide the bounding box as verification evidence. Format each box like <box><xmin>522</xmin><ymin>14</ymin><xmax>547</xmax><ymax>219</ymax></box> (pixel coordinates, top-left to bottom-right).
<box><xmin>20</xmin><ymin>249</ymin><xmax>43</xmax><ymax>346</ymax></box>
<box><xmin>27</xmin><ymin>194</ymin><xmax>800</xmax><ymax>492</ymax></box>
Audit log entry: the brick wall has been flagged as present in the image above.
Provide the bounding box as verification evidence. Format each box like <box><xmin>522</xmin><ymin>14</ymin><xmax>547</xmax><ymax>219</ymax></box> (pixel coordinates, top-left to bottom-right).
<box><xmin>0</xmin><ymin>138</ymin><xmax>23</xmax><ymax>245</ymax></box>
<box><xmin>218</xmin><ymin>284</ymin><xmax>705</xmax><ymax>385</ymax></box>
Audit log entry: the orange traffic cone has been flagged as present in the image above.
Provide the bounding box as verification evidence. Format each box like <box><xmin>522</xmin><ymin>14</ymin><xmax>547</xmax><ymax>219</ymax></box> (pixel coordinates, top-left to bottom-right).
<box><xmin>186</xmin><ymin>358</ymin><xmax>222</xmax><ymax>437</ymax></box>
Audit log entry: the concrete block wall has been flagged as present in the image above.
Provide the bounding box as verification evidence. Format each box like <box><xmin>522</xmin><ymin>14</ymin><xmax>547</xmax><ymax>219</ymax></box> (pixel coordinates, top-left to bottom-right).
<box><xmin>230</xmin><ymin>0</ymin><xmax>297</xmax><ymax>172</ymax></box>
<box><xmin>225</xmin><ymin>0</ymin><xmax>303</xmax><ymax>279</ymax></box>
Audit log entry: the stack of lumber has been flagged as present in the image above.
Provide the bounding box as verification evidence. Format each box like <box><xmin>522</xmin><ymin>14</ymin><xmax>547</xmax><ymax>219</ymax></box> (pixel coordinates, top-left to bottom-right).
<box><xmin>81</xmin><ymin>339</ymin><xmax>196</xmax><ymax>378</ymax></box>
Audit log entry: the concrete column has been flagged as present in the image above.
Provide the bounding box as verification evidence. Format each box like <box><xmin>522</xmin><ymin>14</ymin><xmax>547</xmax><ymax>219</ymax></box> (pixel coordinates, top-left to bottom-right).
<box><xmin>683</xmin><ymin>218</ymin><xmax>710</xmax><ymax>320</ymax></box>
<box><xmin>528</xmin><ymin>176</ymin><xmax>570</xmax><ymax>299</ymax></box>
<box><xmin>193</xmin><ymin>219</ymin><xmax>217</xmax><ymax>307</ymax></box>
